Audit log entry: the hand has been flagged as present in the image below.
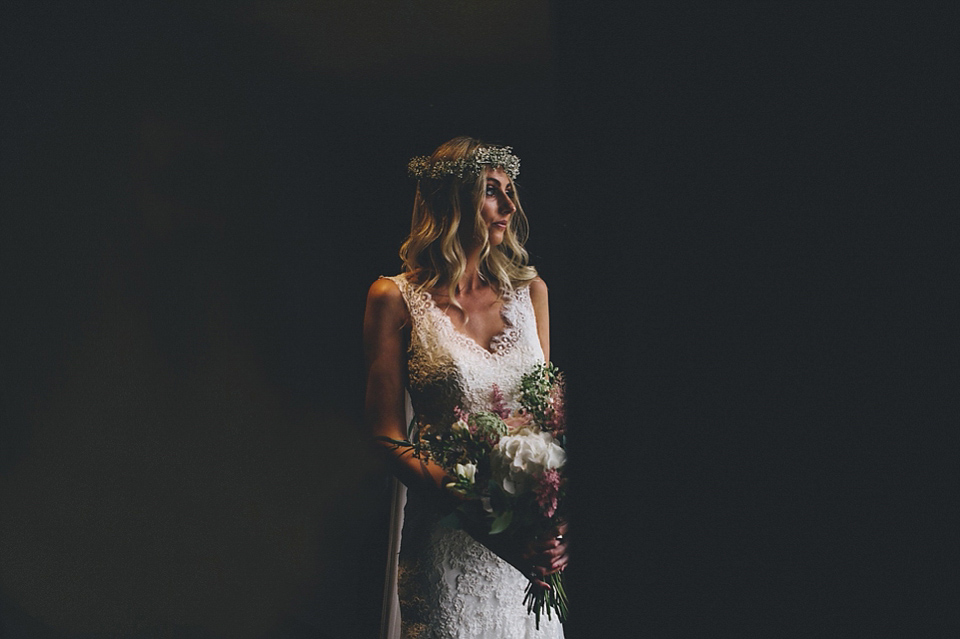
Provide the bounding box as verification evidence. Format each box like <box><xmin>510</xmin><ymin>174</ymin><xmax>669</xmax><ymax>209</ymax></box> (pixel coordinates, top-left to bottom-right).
<box><xmin>461</xmin><ymin>520</ymin><xmax>568</xmax><ymax>590</ymax></box>
<box><xmin>523</xmin><ymin>522</ymin><xmax>569</xmax><ymax>589</ymax></box>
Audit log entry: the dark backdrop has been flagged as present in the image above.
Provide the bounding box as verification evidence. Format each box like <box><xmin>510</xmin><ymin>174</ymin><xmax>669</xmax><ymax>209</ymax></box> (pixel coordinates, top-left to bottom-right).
<box><xmin>2</xmin><ymin>2</ymin><xmax>952</xmax><ymax>638</ymax></box>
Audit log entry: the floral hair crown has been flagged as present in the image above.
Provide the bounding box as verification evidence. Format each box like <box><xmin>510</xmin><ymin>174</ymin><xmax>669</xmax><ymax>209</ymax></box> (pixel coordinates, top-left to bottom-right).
<box><xmin>407</xmin><ymin>145</ymin><xmax>520</xmax><ymax>180</ymax></box>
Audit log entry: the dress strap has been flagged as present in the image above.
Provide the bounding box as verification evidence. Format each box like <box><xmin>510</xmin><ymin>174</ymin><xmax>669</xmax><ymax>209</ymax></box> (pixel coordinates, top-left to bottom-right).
<box><xmin>382</xmin><ymin>274</ymin><xmax>430</xmax><ymax>321</ymax></box>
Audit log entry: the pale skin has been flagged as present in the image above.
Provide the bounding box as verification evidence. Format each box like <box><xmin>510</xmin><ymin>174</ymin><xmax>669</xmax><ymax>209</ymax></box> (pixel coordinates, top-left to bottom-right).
<box><xmin>363</xmin><ymin>168</ymin><xmax>568</xmax><ymax>590</ymax></box>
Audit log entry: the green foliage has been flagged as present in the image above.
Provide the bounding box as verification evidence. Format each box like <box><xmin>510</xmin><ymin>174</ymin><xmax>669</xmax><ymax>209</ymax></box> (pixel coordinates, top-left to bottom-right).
<box><xmin>488</xmin><ymin>509</ymin><xmax>513</xmax><ymax>535</ymax></box>
<box><xmin>471</xmin><ymin>411</ymin><xmax>508</xmax><ymax>437</ymax></box>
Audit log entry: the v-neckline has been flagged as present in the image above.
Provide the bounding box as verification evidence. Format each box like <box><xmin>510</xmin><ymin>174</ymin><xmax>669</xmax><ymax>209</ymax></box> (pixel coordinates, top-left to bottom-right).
<box><xmin>425</xmin><ymin>290</ymin><xmax>515</xmax><ymax>357</ymax></box>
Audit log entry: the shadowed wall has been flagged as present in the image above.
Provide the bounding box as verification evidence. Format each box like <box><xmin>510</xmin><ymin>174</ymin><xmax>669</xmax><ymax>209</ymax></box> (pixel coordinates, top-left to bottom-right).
<box><xmin>3</xmin><ymin>2</ymin><xmax>951</xmax><ymax>638</ymax></box>
<box><xmin>2</xmin><ymin>3</ymin><xmax>557</xmax><ymax>637</ymax></box>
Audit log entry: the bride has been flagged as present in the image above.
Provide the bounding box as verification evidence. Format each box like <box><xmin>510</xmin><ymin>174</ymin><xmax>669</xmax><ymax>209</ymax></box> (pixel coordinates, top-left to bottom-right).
<box><xmin>363</xmin><ymin>137</ymin><xmax>568</xmax><ymax>638</ymax></box>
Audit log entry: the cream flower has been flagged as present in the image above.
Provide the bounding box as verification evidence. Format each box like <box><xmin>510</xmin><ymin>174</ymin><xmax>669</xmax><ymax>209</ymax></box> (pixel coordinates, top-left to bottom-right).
<box><xmin>491</xmin><ymin>431</ymin><xmax>566</xmax><ymax>495</ymax></box>
<box><xmin>455</xmin><ymin>462</ymin><xmax>477</xmax><ymax>484</ymax></box>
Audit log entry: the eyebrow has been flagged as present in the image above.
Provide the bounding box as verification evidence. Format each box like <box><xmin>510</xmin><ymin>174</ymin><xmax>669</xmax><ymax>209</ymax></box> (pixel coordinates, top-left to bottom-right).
<box><xmin>486</xmin><ymin>177</ymin><xmax>512</xmax><ymax>189</ymax></box>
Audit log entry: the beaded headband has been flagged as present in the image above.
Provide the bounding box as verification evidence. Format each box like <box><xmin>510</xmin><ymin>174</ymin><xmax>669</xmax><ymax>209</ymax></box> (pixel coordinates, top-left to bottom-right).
<box><xmin>407</xmin><ymin>145</ymin><xmax>520</xmax><ymax>180</ymax></box>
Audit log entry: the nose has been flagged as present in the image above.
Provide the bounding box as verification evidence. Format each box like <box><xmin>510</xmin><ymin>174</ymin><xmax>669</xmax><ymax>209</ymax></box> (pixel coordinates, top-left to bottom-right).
<box><xmin>500</xmin><ymin>192</ymin><xmax>517</xmax><ymax>215</ymax></box>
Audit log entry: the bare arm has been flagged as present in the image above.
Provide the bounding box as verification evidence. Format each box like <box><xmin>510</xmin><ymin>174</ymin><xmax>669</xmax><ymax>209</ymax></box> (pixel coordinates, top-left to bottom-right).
<box><xmin>530</xmin><ymin>277</ymin><xmax>550</xmax><ymax>363</ymax></box>
<box><xmin>364</xmin><ymin>276</ymin><xmax>563</xmax><ymax>586</ymax></box>
<box><xmin>529</xmin><ymin>277</ymin><xmax>572</xmax><ymax>583</ymax></box>
<box><xmin>363</xmin><ymin>278</ymin><xmax>453</xmax><ymax>500</ymax></box>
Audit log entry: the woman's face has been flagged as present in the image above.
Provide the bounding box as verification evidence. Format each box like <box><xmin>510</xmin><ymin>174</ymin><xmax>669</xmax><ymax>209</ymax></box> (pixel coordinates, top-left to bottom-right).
<box><xmin>475</xmin><ymin>168</ymin><xmax>517</xmax><ymax>248</ymax></box>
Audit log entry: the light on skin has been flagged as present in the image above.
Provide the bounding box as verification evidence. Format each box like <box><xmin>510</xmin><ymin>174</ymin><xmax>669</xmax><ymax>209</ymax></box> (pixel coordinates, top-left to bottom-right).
<box><xmin>475</xmin><ymin>168</ymin><xmax>518</xmax><ymax>249</ymax></box>
<box><xmin>362</xmin><ymin>164</ymin><xmax>564</xmax><ymax>589</ymax></box>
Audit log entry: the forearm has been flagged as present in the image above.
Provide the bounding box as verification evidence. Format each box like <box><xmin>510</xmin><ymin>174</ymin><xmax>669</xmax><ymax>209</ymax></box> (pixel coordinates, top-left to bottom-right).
<box><xmin>372</xmin><ymin>436</ymin><xmax>459</xmax><ymax>510</ymax></box>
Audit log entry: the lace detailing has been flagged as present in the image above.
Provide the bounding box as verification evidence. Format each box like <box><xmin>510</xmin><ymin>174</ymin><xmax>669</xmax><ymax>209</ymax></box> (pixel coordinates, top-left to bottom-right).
<box><xmin>385</xmin><ymin>275</ymin><xmax>544</xmax><ymax>429</ymax></box>
<box><xmin>398</xmin><ymin>499</ymin><xmax>563</xmax><ymax>639</ymax></box>
<box><xmin>385</xmin><ymin>274</ymin><xmax>561</xmax><ymax>638</ymax></box>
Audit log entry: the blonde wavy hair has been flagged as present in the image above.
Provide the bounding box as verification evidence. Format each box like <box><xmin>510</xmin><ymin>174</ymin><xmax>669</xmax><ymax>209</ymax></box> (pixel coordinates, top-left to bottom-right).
<box><xmin>399</xmin><ymin>136</ymin><xmax>538</xmax><ymax>301</ymax></box>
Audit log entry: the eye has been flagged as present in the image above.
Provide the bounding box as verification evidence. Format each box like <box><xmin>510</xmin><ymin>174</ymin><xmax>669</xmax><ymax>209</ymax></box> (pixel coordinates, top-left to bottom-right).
<box><xmin>485</xmin><ymin>184</ymin><xmax>498</xmax><ymax>196</ymax></box>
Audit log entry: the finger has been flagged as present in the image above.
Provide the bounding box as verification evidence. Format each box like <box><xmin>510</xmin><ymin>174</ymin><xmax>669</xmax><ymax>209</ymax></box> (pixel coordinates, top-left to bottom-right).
<box><xmin>531</xmin><ymin>549</ymin><xmax>558</xmax><ymax>566</ymax></box>
<box><xmin>552</xmin><ymin>554</ymin><xmax>569</xmax><ymax>572</ymax></box>
<box><xmin>544</xmin><ymin>555</ymin><xmax>568</xmax><ymax>575</ymax></box>
<box><xmin>533</xmin><ymin>537</ymin><xmax>563</xmax><ymax>552</ymax></box>
<box><xmin>543</xmin><ymin>546</ymin><xmax>564</xmax><ymax>561</ymax></box>
<box><xmin>526</xmin><ymin>567</ymin><xmax>552</xmax><ymax>591</ymax></box>
<box><xmin>536</xmin><ymin>541</ymin><xmax>567</xmax><ymax>561</ymax></box>
<box><xmin>542</xmin><ymin>529</ymin><xmax>567</xmax><ymax>548</ymax></box>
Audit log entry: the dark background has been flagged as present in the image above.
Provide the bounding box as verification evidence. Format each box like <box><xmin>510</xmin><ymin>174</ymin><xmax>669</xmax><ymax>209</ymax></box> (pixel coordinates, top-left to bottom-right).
<box><xmin>2</xmin><ymin>2</ymin><xmax>953</xmax><ymax>637</ymax></box>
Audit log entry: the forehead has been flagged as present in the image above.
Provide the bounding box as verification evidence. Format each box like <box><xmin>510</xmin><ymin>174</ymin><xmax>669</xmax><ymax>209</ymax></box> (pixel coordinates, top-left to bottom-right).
<box><xmin>485</xmin><ymin>168</ymin><xmax>512</xmax><ymax>186</ymax></box>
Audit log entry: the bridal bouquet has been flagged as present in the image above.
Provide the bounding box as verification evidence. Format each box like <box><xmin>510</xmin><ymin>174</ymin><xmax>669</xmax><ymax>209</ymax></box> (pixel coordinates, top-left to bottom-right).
<box><xmin>385</xmin><ymin>363</ymin><xmax>569</xmax><ymax>628</ymax></box>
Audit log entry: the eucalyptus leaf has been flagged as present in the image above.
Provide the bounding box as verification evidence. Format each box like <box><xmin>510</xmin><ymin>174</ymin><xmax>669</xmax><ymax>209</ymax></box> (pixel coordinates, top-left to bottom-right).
<box><xmin>489</xmin><ymin>509</ymin><xmax>513</xmax><ymax>535</ymax></box>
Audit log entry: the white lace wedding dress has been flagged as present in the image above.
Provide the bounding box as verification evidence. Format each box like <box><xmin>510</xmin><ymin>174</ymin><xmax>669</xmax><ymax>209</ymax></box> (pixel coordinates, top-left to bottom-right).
<box><xmin>380</xmin><ymin>274</ymin><xmax>564</xmax><ymax>639</ymax></box>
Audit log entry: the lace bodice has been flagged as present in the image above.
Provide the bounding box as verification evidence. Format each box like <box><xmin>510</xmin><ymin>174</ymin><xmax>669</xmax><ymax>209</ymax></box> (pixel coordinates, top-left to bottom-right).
<box><xmin>383</xmin><ymin>274</ymin><xmax>563</xmax><ymax>639</ymax></box>
<box><xmin>386</xmin><ymin>274</ymin><xmax>545</xmax><ymax>433</ymax></box>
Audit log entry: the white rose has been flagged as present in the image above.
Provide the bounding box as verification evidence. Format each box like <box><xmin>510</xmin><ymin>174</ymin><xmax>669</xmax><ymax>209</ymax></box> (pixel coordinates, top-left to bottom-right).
<box><xmin>455</xmin><ymin>462</ymin><xmax>477</xmax><ymax>484</ymax></box>
<box><xmin>491</xmin><ymin>431</ymin><xmax>566</xmax><ymax>495</ymax></box>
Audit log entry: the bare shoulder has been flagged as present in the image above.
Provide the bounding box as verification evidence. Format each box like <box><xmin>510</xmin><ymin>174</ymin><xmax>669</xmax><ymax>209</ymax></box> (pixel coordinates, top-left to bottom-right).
<box><xmin>527</xmin><ymin>277</ymin><xmax>550</xmax><ymax>361</ymax></box>
<box><xmin>528</xmin><ymin>277</ymin><xmax>548</xmax><ymax>303</ymax></box>
<box><xmin>365</xmin><ymin>277</ymin><xmax>408</xmax><ymax>325</ymax></box>
<box><xmin>367</xmin><ymin>276</ymin><xmax>403</xmax><ymax>302</ymax></box>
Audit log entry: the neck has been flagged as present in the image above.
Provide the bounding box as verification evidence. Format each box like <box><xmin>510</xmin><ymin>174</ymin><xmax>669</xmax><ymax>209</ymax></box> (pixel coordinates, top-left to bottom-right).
<box><xmin>456</xmin><ymin>246</ymin><xmax>484</xmax><ymax>294</ymax></box>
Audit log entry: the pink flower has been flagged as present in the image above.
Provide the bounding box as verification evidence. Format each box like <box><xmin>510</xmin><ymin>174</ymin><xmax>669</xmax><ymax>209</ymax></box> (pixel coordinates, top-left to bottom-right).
<box><xmin>534</xmin><ymin>469</ymin><xmax>562</xmax><ymax>518</ymax></box>
<box><xmin>544</xmin><ymin>382</ymin><xmax>567</xmax><ymax>435</ymax></box>
<box><xmin>490</xmin><ymin>384</ymin><xmax>510</xmax><ymax>419</ymax></box>
<box><xmin>504</xmin><ymin>412</ymin><xmax>534</xmax><ymax>435</ymax></box>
